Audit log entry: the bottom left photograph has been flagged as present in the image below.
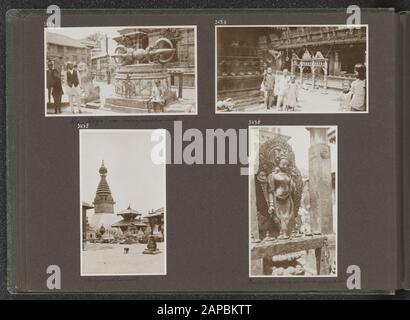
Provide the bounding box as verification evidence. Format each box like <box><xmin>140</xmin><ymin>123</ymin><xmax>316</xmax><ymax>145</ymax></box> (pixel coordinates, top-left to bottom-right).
<box><xmin>80</xmin><ymin>129</ymin><xmax>166</xmax><ymax>276</ymax></box>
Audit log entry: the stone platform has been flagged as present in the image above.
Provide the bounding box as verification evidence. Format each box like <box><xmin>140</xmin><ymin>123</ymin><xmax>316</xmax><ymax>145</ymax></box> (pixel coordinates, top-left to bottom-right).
<box><xmin>105</xmin><ymin>91</ymin><xmax>177</xmax><ymax>113</ymax></box>
<box><xmin>251</xmin><ymin>234</ymin><xmax>331</xmax><ymax>276</ymax></box>
<box><xmin>106</xmin><ymin>63</ymin><xmax>177</xmax><ymax>113</ymax></box>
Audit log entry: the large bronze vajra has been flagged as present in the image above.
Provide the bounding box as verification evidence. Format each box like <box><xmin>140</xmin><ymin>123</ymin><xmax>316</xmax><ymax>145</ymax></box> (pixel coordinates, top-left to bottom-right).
<box><xmin>111</xmin><ymin>36</ymin><xmax>176</xmax><ymax>66</ymax></box>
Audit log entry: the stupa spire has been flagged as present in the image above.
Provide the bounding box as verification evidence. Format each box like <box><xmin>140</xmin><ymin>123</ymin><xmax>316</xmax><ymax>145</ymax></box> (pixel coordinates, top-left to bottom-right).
<box><xmin>93</xmin><ymin>160</ymin><xmax>115</xmax><ymax>214</ymax></box>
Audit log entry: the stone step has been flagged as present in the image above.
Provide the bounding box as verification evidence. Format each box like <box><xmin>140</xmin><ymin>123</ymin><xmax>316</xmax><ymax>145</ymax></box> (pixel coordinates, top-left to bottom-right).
<box><xmin>85</xmin><ymin>100</ymin><xmax>101</xmax><ymax>109</ymax></box>
<box><xmin>219</xmin><ymin>90</ymin><xmax>261</xmax><ymax>101</ymax></box>
<box><xmin>235</xmin><ymin>96</ymin><xmax>264</xmax><ymax>106</ymax></box>
<box><xmin>107</xmin><ymin>104</ymin><xmax>149</xmax><ymax>113</ymax></box>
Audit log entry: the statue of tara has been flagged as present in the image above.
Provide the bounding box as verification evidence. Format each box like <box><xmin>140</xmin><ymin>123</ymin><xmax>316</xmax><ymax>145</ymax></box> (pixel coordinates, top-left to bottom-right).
<box><xmin>258</xmin><ymin>135</ymin><xmax>303</xmax><ymax>240</ymax></box>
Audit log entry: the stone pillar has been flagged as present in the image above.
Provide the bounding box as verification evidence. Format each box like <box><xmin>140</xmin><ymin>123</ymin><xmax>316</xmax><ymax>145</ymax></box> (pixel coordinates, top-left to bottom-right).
<box><xmin>333</xmin><ymin>51</ymin><xmax>341</xmax><ymax>75</ymax></box>
<box><xmin>323</xmin><ymin>61</ymin><xmax>328</xmax><ymax>93</ymax></box>
<box><xmin>250</xmin><ymin>175</ymin><xmax>260</xmax><ymax>241</ymax></box>
<box><xmin>311</xmin><ymin>65</ymin><xmax>315</xmax><ymax>90</ymax></box>
<box><xmin>178</xmin><ymin>73</ymin><xmax>183</xmax><ymax>98</ymax></box>
<box><xmin>300</xmin><ymin>66</ymin><xmax>303</xmax><ymax>85</ymax></box>
<box><xmin>307</xmin><ymin>128</ymin><xmax>333</xmax><ymax>235</ymax></box>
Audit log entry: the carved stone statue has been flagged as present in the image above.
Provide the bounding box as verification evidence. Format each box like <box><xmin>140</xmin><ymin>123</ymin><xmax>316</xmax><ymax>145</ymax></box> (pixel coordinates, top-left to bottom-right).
<box><xmin>143</xmin><ymin>235</ymin><xmax>160</xmax><ymax>255</ymax></box>
<box><xmin>123</xmin><ymin>74</ymin><xmax>136</xmax><ymax>98</ymax></box>
<box><xmin>255</xmin><ymin>170</ymin><xmax>278</xmax><ymax>240</ymax></box>
<box><xmin>258</xmin><ymin>135</ymin><xmax>303</xmax><ymax>239</ymax></box>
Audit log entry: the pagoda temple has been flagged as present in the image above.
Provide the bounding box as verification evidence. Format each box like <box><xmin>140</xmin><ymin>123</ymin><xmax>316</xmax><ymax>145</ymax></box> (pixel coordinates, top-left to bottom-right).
<box><xmin>111</xmin><ymin>204</ymin><xmax>148</xmax><ymax>233</ymax></box>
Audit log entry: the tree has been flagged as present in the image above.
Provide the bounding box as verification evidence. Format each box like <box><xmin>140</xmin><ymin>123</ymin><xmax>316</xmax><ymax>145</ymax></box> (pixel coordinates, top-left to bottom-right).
<box><xmin>83</xmin><ymin>32</ymin><xmax>105</xmax><ymax>46</ymax></box>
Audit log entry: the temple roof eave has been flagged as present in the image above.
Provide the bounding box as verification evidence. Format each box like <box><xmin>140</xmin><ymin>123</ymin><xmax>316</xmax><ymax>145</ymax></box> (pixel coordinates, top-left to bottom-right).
<box><xmin>117</xmin><ymin>212</ymin><xmax>141</xmax><ymax>218</ymax></box>
<box><xmin>111</xmin><ymin>220</ymin><xmax>148</xmax><ymax>228</ymax></box>
<box><xmin>273</xmin><ymin>37</ymin><xmax>366</xmax><ymax>50</ymax></box>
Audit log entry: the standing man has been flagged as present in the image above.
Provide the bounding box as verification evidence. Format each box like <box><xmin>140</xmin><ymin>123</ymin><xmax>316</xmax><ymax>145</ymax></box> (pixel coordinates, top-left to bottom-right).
<box><xmin>46</xmin><ymin>61</ymin><xmax>55</xmax><ymax>104</ymax></box>
<box><xmin>66</xmin><ymin>61</ymin><xmax>82</xmax><ymax>114</ymax></box>
<box><xmin>263</xmin><ymin>67</ymin><xmax>275</xmax><ymax>110</ymax></box>
<box><xmin>52</xmin><ymin>66</ymin><xmax>64</xmax><ymax>114</ymax></box>
<box><xmin>276</xmin><ymin>69</ymin><xmax>290</xmax><ymax>111</ymax></box>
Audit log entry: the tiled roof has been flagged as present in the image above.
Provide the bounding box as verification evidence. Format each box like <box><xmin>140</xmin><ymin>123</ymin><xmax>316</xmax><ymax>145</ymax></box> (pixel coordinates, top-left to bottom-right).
<box><xmin>111</xmin><ymin>219</ymin><xmax>147</xmax><ymax>228</ymax></box>
<box><xmin>144</xmin><ymin>207</ymin><xmax>164</xmax><ymax>218</ymax></box>
<box><xmin>46</xmin><ymin>31</ymin><xmax>87</xmax><ymax>49</ymax></box>
<box><xmin>82</xmin><ymin>201</ymin><xmax>94</xmax><ymax>209</ymax></box>
<box><xmin>117</xmin><ymin>205</ymin><xmax>142</xmax><ymax>217</ymax></box>
<box><xmin>111</xmin><ymin>220</ymin><xmax>133</xmax><ymax>227</ymax></box>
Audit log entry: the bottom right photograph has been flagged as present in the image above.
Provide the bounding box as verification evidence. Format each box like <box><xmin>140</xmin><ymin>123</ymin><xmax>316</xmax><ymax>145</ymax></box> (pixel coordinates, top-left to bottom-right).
<box><xmin>249</xmin><ymin>126</ymin><xmax>337</xmax><ymax>277</ymax></box>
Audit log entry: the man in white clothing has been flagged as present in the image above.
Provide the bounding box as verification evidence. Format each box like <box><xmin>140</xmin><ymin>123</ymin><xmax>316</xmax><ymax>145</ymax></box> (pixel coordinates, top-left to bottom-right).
<box><xmin>276</xmin><ymin>69</ymin><xmax>290</xmax><ymax>111</ymax></box>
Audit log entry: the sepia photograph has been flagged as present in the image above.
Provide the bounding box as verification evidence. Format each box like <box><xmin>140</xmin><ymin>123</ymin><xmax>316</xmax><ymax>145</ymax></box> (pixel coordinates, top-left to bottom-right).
<box><xmin>249</xmin><ymin>126</ymin><xmax>337</xmax><ymax>277</ymax></box>
<box><xmin>216</xmin><ymin>26</ymin><xmax>367</xmax><ymax>113</ymax></box>
<box><xmin>45</xmin><ymin>26</ymin><xmax>197</xmax><ymax>116</ymax></box>
<box><xmin>80</xmin><ymin>130</ymin><xmax>166</xmax><ymax>276</ymax></box>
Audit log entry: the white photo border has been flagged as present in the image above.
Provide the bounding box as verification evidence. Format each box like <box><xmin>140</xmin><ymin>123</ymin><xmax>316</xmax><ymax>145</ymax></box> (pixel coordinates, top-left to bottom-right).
<box><xmin>44</xmin><ymin>26</ymin><xmax>198</xmax><ymax>117</ymax></box>
<box><xmin>79</xmin><ymin>128</ymin><xmax>167</xmax><ymax>276</ymax></box>
<box><xmin>248</xmin><ymin>125</ymin><xmax>338</xmax><ymax>278</ymax></box>
<box><xmin>215</xmin><ymin>25</ymin><xmax>369</xmax><ymax>114</ymax></box>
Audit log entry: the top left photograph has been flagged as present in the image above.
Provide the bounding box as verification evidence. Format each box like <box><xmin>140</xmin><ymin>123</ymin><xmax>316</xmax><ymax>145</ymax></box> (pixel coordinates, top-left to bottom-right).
<box><xmin>44</xmin><ymin>26</ymin><xmax>197</xmax><ymax>116</ymax></box>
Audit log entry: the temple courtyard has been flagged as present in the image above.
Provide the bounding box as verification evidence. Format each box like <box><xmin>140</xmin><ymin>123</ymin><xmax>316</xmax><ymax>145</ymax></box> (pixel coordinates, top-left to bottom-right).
<box><xmin>82</xmin><ymin>242</ymin><xmax>166</xmax><ymax>275</ymax></box>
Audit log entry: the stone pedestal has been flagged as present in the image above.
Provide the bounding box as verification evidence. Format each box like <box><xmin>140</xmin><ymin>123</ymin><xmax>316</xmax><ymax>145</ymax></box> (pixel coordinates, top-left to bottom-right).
<box><xmin>308</xmin><ymin>128</ymin><xmax>335</xmax><ymax>276</ymax></box>
<box><xmin>105</xmin><ymin>63</ymin><xmax>176</xmax><ymax>113</ymax></box>
<box><xmin>143</xmin><ymin>235</ymin><xmax>161</xmax><ymax>255</ymax></box>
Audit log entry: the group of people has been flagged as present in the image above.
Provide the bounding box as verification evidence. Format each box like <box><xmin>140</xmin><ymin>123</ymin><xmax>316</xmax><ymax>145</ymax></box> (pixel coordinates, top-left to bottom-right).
<box><xmin>261</xmin><ymin>64</ymin><xmax>367</xmax><ymax>112</ymax></box>
<box><xmin>261</xmin><ymin>68</ymin><xmax>298</xmax><ymax>112</ymax></box>
<box><xmin>338</xmin><ymin>64</ymin><xmax>367</xmax><ymax>112</ymax></box>
<box><xmin>46</xmin><ymin>61</ymin><xmax>83</xmax><ymax>114</ymax></box>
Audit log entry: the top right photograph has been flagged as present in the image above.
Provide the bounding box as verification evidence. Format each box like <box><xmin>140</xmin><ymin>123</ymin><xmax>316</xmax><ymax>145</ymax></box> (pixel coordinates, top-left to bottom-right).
<box><xmin>216</xmin><ymin>25</ymin><xmax>368</xmax><ymax>113</ymax></box>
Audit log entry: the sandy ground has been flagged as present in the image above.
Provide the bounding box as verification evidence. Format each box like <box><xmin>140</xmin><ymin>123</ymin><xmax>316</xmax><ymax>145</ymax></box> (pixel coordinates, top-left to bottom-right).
<box><xmin>230</xmin><ymin>88</ymin><xmax>348</xmax><ymax>113</ymax></box>
<box><xmin>82</xmin><ymin>242</ymin><xmax>166</xmax><ymax>275</ymax></box>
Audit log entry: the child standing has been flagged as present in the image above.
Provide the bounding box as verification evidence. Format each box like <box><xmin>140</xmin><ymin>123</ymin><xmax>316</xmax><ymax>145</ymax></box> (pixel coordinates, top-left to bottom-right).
<box><xmin>339</xmin><ymin>81</ymin><xmax>352</xmax><ymax>112</ymax></box>
<box><xmin>150</xmin><ymin>80</ymin><xmax>165</xmax><ymax>113</ymax></box>
<box><xmin>285</xmin><ymin>75</ymin><xmax>298</xmax><ymax>111</ymax></box>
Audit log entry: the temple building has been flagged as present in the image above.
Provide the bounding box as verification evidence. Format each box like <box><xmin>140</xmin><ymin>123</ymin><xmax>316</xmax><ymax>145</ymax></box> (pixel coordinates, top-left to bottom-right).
<box><xmin>89</xmin><ymin>35</ymin><xmax>115</xmax><ymax>83</ymax></box>
<box><xmin>139</xmin><ymin>28</ymin><xmax>196</xmax><ymax>87</ymax></box>
<box><xmin>217</xmin><ymin>26</ymin><xmax>367</xmax><ymax>104</ymax></box>
<box><xmin>46</xmin><ymin>31</ymin><xmax>91</xmax><ymax>69</ymax></box>
<box><xmin>111</xmin><ymin>204</ymin><xmax>148</xmax><ymax>234</ymax></box>
<box><xmin>82</xmin><ymin>201</ymin><xmax>95</xmax><ymax>242</ymax></box>
<box><xmin>144</xmin><ymin>208</ymin><xmax>165</xmax><ymax>239</ymax></box>
<box><xmin>89</xmin><ymin>160</ymin><xmax>119</xmax><ymax>231</ymax></box>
